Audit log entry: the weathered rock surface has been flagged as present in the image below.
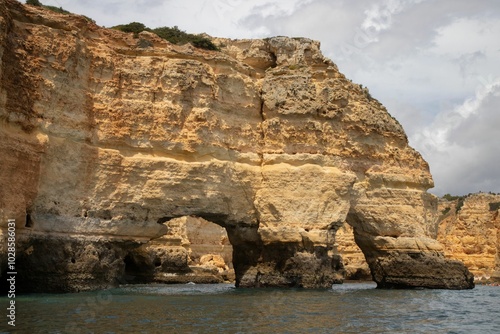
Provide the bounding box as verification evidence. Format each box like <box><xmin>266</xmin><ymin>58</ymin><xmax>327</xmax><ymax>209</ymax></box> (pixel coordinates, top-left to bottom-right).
<box><xmin>0</xmin><ymin>0</ymin><xmax>473</xmax><ymax>292</ymax></box>
<box><xmin>337</xmin><ymin>192</ymin><xmax>500</xmax><ymax>284</ymax></box>
<box><xmin>438</xmin><ymin>193</ymin><xmax>500</xmax><ymax>283</ymax></box>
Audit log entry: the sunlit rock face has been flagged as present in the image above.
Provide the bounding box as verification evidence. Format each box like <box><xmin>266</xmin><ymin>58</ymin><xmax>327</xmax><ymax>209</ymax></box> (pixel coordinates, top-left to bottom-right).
<box><xmin>438</xmin><ymin>193</ymin><xmax>500</xmax><ymax>284</ymax></box>
<box><xmin>338</xmin><ymin>192</ymin><xmax>500</xmax><ymax>285</ymax></box>
<box><xmin>0</xmin><ymin>0</ymin><xmax>473</xmax><ymax>292</ymax></box>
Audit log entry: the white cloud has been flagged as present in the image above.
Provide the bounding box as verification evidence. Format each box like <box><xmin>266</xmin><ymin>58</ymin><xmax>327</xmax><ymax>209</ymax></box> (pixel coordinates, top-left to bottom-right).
<box><xmin>361</xmin><ymin>0</ymin><xmax>428</xmax><ymax>34</ymax></box>
<box><xmin>412</xmin><ymin>78</ymin><xmax>500</xmax><ymax>195</ymax></box>
<box><xmin>431</xmin><ymin>17</ymin><xmax>500</xmax><ymax>56</ymax></box>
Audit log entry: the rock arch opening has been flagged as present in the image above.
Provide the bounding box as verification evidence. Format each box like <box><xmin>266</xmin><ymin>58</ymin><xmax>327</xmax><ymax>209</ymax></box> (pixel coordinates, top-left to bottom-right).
<box><xmin>123</xmin><ymin>216</ymin><xmax>235</xmax><ymax>284</ymax></box>
<box><xmin>335</xmin><ymin>223</ymin><xmax>371</xmax><ymax>281</ymax></box>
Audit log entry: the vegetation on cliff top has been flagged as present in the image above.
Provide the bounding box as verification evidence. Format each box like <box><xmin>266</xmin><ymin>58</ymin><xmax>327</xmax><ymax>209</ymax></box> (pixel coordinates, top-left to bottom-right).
<box><xmin>26</xmin><ymin>1</ymin><xmax>218</xmax><ymax>51</ymax></box>
<box><xmin>26</xmin><ymin>0</ymin><xmax>70</xmax><ymax>14</ymax></box>
<box><xmin>112</xmin><ymin>22</ymin><xmax>219</xmax><ymax>51</ymax></box>
<box><xmin>441</xmin><ymin>192</ymin><xmax>500</xmax><ymax>215</ymax></box>
<box><xmin>441</xmin><ymin>194</ymin><xmax>468</xmax><ymax>214</ymax></box>
<box><xmin>489</xmin><ymin>202</ymin><xmax>500</xmax><ymax>211</ymax></box>
<box><xmin>26</xmin><ymin>0</ymin><xmax>95</xmax><ymax>23</ymax></box>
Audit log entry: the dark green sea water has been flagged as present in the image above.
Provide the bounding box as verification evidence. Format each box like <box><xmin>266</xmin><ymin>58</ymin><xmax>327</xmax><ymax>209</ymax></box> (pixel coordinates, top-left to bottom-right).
<box><xmin>1</xmin><ymin>283</ymin><xmax>499</xmax><ymax>333</ymax></box>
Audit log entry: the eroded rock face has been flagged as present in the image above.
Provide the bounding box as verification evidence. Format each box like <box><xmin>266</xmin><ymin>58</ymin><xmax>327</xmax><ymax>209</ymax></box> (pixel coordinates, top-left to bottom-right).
<box><xmin>0</xmin><ymin>0</ymin><xmax>473</xmax><ymax>291</ymax></box>
<box><xmin>438</xmin><ymin>193</ymin><xmax>500</xmax><ymax>283</ymax></box>
<box><xmin>337</xmin><ymin>193</ymin><xmax>500</xmax><ymax>285</ymax></box>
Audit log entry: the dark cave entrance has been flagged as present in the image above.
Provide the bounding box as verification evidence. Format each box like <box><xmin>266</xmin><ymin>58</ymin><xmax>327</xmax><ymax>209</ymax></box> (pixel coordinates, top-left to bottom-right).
<box><xmin>123</xmin><ymin>253</ymin><xmax>154</xmax><ymax>283</ymax></box>
<box><xmin>25</xmin><ymin>212</ymin><xmax>33</xmax><ymax>228</ymax></box>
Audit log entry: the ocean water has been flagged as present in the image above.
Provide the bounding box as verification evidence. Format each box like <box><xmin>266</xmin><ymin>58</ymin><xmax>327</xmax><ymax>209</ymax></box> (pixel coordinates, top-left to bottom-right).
<box><xmin>1</xmin><ymin>282</ymin><xmax>499</xmax><ymax>333</ymax></box>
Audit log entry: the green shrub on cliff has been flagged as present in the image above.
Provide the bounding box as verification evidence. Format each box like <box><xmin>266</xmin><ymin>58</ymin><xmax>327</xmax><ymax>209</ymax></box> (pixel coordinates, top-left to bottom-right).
<box><xmin>441</xmin><ymin>207</ymin><xmax>451</xmax><ymax>215</ymax></box>
<box><xmin>442</xmin><ymin>193</ymin><xmax>472</xmax><ymax>213</ymax></box>
<box><xmin>188</xmin><ymin>36</ymin><xmax>219</xmax><ymax>50</ymax></box>
<box><xmin>153</xmin><ymin>26</ymin><xmax>218</xmax><ymax>50</ymax></box>
<box><xmin>26</xmin><ymin>0</ymin><xmax>42</xmax><ymax>6</ymax></box>
<box><xmin>26</xmin><ymin>0</ymin><xmax>95</xmax><ymax>23</ymax></box>
<box><xmin>443</xmin><ymin>193</ymin><xmax>460</xmax><ymax>201</ymax></box>
<box><xmin>42</xmin><ymin>5</ymin><xmax>70</xmax><ymax>14</ymax></box>
<box><xmin>113</xmin><ymin>22</ymin><xmax>147</xmax><ymax>35</ymax></box>
<box><xmin>151</xmin><ymin>26</ymin><xmax>185</xmax><ymax>44</ymax></box>
<box><xmin>112</xmin><ymin>23</ymin><xmax>218</xmax><ymax>51</ymax></box>
<box><xmin>489</xmin><ymin>202</ymin><xmax>500</xmax><ymax>211</ymax></box>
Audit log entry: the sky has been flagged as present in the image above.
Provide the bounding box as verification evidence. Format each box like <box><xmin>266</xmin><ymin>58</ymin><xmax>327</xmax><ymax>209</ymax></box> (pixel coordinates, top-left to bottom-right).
<box><xmin>31</xmin><ymin>0</ymin><xmax>500</xmax><ymax>196</ymax></box>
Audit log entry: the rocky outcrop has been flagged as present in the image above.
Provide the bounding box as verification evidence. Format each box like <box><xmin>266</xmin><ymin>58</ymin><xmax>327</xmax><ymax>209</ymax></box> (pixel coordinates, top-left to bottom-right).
<box><xmin>0</xmin><ymin>0</ymin><xmax>473</xmax><ymax>292</ymax></box>
<box><xmin>438</xmin><ymin>193</ymin><xmax>500</xmax><ymax>283</ymax></box>
<box><xmin>337</xmin><ymin>192</ymin><xmax>500</xmax><ymax>284</ymax></box>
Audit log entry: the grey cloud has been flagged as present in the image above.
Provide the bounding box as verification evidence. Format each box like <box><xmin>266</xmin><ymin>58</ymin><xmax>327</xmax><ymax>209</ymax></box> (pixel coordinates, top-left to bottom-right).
<box><xmin>449</xmin><ymin>86</ymin><xmax>500</xmax><ymax>147</ymax></box>
<box><xmin>455</xmin><ymin>51</ymin><xmax>486</xmax><ymax>79</ymax></box>
<box><xmin>240</xmin><ymin>0</ymin><xmax>367</xmax><ymax>42</ymax></box>
<box><xmin>421</xmin><ymin>84</ymin><xmax>500</xmax><ymax>195</ymax></box>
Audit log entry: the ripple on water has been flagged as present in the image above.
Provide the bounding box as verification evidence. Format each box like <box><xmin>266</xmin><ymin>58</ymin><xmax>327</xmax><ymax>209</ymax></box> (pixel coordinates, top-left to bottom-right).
<box><xmin>3</xmin><ymin>284</ymin><xmax>500</xmax><ymax>334</ymax></box>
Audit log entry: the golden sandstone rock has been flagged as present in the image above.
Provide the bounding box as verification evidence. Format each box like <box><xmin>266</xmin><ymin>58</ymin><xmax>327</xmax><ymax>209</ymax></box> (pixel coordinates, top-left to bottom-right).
<box><xmin>438</xmin><ymin>193</ymin><xmax>500</xmax><ymax>283</ymax></box>
<box><xmin>0</xmin><ymin>0</ymin><xmax>473</xmax><ymax>291</ymax></box>
<box><xmin>338</xmin><ymin>193</ymin><xmax>500</xmax><ymax>284</ymax></box>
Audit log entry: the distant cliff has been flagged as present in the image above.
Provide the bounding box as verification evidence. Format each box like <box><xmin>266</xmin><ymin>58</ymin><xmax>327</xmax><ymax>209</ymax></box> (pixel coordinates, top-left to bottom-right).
<box><xmin>337</xmin><ymin>192</ymin><xmax>500</xmax><ymax>284</ymax></box>
<box><xmin>0</xmin><ymin>0</ymin><xmax>473</xmax><ymax>292</ymax></box>
<box><xmin>437</xmin><ymin>193</ymin><xmax>500</xmax><ymax>283</ymax></box>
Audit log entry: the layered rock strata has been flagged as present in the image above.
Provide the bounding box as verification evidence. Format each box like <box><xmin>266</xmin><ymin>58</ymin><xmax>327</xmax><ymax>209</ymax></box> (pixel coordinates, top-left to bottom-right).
<box><xmin>0</xmin><ymin>0</ymin><xmax>473</xmax><ymax>292</ymax></box>
<box><xmin>337</xmin><ymin>193</ymin><xmax>500</xmax><ymax>283</ymax></box>
<box><xmin>438</xmin><ymin>193</ymin><xmax>500</xmax><ymax>283</ymax></box>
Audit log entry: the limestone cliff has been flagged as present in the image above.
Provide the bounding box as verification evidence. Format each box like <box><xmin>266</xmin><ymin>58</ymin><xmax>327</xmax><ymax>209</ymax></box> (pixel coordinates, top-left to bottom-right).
<box><xmin>337</xmin><ymin>193</ymin><xmax>500</xmax><ymax>283</ymax></box>
<box><xmin>438</xmin><ymin>193</ymin><xmax>500</xmax><ymax>283</ymax></box>
<box><xmin>0</xmin><ymin>0</ymin><xmax>473</xmax><ymax>292</ymax></box>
